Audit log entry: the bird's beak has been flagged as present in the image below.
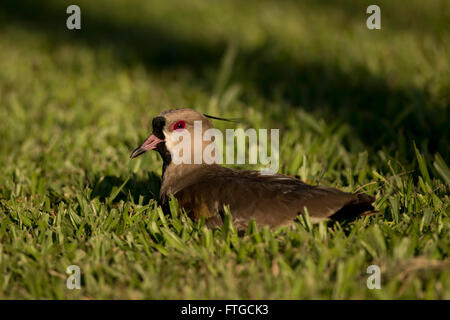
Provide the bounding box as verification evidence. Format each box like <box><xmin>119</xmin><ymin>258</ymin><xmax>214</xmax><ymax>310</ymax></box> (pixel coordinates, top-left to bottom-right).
<box><xmin>130</xmin><ymin>134</ymin><xmax>164</xmax><ymax>159</ymax></box>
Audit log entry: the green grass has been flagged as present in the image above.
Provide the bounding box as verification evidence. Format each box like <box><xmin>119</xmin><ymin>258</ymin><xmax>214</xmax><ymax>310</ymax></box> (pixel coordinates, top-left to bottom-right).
<box><xmin>0</xmin><ymin>0</ymin><xmax>449</xmax><ymax>299</ymax></box>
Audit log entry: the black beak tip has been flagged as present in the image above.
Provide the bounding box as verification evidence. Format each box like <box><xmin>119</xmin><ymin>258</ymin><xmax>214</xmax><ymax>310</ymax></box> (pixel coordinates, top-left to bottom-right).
<box><xmin>130</xmin><ymin>147</ymin><xmax>145</xmax><ymax>159</ymax></box>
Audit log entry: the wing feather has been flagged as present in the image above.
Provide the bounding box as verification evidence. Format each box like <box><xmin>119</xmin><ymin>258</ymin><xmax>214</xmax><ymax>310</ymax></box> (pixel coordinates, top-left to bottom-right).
<box><xmin>162</xmin><ymin>165</ymin><xmax>375</xmax><ymax>229</ymax></box>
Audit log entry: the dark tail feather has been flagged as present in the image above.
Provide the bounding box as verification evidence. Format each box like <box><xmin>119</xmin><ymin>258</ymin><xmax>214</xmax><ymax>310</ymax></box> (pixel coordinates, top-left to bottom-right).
<box><xmin>330</xmin><ymin>193</ymin><xmax>377</xmax><ymax>221</ymax></box>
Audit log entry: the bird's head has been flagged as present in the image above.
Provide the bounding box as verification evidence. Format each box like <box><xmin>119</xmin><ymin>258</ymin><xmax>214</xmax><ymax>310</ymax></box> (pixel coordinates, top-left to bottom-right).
<box><xmin>130</xmin><ymin>108</ymin><xmax>226</xmax><ymax>167</ymax></box>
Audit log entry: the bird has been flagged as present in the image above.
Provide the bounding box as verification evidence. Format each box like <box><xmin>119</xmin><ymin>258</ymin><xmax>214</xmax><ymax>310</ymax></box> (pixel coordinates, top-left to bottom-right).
<box><xmin>130</xmin><ymin>108</ymin><xmax>376</xmax><ymax>230</ymax></box>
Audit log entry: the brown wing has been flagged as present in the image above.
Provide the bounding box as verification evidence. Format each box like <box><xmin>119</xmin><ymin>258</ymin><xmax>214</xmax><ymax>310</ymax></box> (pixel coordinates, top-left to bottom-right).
<box><xmin>165</xmin><ymin>166</ymin><xmax>375</xmax><ymax>230</ymax></box>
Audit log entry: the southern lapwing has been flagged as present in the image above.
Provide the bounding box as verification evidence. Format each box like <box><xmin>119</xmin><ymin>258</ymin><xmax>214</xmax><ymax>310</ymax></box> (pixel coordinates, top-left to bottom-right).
<box><xmin>130</xmin><ymin>108</ymin><xmax>375</xmax><ymax>230</ymax></box>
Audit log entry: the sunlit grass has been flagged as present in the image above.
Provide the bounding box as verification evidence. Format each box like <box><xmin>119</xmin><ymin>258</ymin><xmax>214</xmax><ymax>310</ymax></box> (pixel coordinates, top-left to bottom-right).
<box><xmin>0</xmin><ymin>0</ymin><xmax>448</xmax><ymax>299</ymax></box>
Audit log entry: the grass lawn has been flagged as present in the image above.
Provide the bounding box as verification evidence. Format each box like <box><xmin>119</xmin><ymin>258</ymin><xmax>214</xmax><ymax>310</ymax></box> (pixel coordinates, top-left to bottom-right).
<box><xmin>0</xmin><ymin>0</ymin><xmax>449</xmax><ymax>299</ymax></box>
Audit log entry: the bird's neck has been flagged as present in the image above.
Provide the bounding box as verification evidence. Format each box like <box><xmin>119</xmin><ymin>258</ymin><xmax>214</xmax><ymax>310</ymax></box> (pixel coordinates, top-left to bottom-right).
<box><xmin>157</xmin><ymin>143</ymin><xmax>173</xmax><ymax>178</ymax></box>
<box><xmin>160</xmin><ymin>162</ymin><xmax>220</xmax><ymax>198</ymax></box>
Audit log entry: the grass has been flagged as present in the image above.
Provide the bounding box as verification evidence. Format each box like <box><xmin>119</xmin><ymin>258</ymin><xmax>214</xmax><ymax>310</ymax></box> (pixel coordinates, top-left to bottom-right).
<box><xmin>0</xmin><ymin>0</ymin><xmax>449</xmax><ymax>299</ymax></box>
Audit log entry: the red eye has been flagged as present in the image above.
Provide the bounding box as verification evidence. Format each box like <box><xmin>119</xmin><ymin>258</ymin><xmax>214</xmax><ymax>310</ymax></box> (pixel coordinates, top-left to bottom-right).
<box><xmin>171</xmin><ymin>120</ymin><xmax>186</xmax><ymax>131</ymax></box>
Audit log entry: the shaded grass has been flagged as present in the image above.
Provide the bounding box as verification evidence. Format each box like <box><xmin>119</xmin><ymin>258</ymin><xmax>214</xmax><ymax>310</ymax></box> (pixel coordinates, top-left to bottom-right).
<box><xmin>0</xmin><ymin>0</ymin><xmax>449</xmax><ymax>299</ymax></box>
<box><xmin>1</xmin><ymin>0</ymin><xmax>449</xmax><ymax>158</ymax></box>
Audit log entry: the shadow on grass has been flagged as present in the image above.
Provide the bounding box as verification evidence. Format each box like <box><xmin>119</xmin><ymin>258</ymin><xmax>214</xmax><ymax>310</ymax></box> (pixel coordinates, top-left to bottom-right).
<box><xmin>1</xmin><ymin>0</ymin><xmax>448</xmax><ymax>159</ymax></box>
<box><xmin>0</xmin><ymin>0</ymin><xmax>223</xmax><ymax>78</ymax></box>
<box><xmin>90</xmin><ymin>172</ymin><xmax>161</xmax><ymax>204</ymax></box>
